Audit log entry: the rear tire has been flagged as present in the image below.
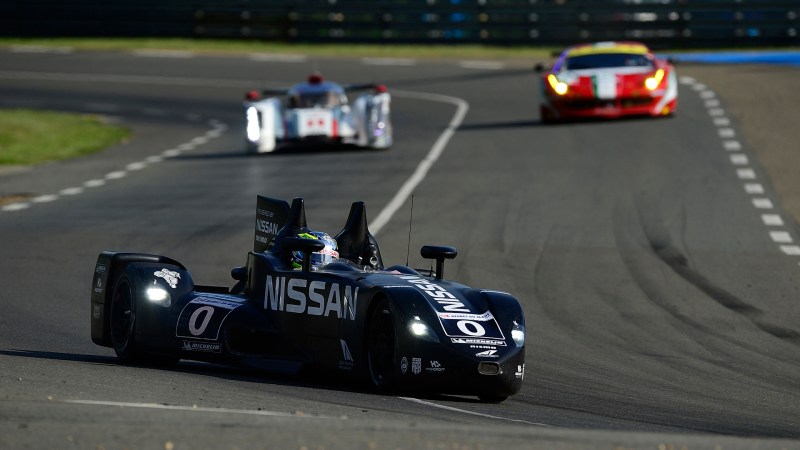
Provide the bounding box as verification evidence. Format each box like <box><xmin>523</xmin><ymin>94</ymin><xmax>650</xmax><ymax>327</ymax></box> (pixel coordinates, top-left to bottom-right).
<box><xmin>366</xmin><ymin>298</ymin><xmax>397</xmax><ymax>392</ymax></box>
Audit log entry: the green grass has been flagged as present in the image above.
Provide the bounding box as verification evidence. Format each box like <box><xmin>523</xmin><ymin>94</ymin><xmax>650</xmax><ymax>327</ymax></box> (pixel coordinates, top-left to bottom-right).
<box><xmin>0</xmin><ymin>109</ymin><xmax>130</xmax><ymax>165</ymax></box>
<box><xmin>0</xmin><ymin>37</ymin><xmax>555</xmax><ymax>59</ymax></box>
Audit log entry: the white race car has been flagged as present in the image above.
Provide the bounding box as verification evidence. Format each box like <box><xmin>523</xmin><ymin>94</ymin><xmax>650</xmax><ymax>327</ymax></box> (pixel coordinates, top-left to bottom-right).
<box><xmin>243</xmin><ymin>73</ymin><xmax>392</xmax><ymax>153</ymax></box>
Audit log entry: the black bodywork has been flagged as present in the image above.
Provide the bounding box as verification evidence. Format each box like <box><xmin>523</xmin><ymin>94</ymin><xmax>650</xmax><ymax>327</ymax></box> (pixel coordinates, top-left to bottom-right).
<box><xmin>90</xmin><ymin>196</ymin><xmax>526</xmax><ymax>402</ymax></box>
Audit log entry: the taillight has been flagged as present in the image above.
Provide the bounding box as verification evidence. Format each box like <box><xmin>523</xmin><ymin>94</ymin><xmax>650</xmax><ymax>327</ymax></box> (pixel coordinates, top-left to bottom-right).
<box><xmin>245</xmin><ymin>90</ymin><xmax>260</xmax><ymax>101</ymax></box>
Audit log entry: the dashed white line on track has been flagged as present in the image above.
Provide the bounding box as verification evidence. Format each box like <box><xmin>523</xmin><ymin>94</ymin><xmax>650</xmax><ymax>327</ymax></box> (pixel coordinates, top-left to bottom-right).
<box><xmin>64</xmin><ymin>399</ymin><xmax>339</xmax><ymax>419</ymax></box>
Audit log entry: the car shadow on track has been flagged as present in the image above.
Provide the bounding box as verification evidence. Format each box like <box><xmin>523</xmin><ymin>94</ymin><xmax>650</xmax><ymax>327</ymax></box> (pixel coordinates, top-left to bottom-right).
<box><xmin>2</xmin><ymin>349</ymin><xmax>493</xmax><ymax>404</ymax></box>
<box><xmin>175</xmin><ymin>143</ymin><xmax>384</xmax><ymax>160</ymax></box>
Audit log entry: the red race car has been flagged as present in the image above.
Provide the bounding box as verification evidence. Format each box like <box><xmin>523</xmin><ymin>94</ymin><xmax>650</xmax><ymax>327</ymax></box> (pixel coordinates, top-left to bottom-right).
<box><xmin>535</xmin><ymin>41</ymin><xmax>678</xmax><ymax>122</ymax></box>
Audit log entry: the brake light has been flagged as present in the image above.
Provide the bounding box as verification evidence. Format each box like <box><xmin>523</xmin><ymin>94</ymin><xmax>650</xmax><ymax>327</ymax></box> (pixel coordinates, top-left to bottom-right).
<box><xmin>374</xmin><ymin>84</ymin><xmax>388</xmax><ymax>93</ymax></box>
<box><xmin>245</xmin><ymin>90</ymin><xmax>260</xmax><ymax>101</ymax></box>
<box><xmin>645</xmin><ymin>69</ymin><xmax>665</xmax><ymax>90</ymax></box>
<box><xmin>547</xmin><ymin>74</ymin><xmax>568</xmax><ymax>95</ymax></box>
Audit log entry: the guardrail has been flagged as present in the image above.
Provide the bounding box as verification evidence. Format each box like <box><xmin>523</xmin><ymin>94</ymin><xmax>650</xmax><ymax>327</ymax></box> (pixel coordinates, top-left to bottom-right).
<box><xmin>2</xmin><ymin>1</ymin><xmax>798</xmax><ymax>48</ymax></box>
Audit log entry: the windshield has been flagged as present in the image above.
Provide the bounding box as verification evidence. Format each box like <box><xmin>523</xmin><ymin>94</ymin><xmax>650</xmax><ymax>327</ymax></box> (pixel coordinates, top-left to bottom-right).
<box><xmin>563</xmin><ymin>53</ymin><xmax>654</xmax><ymax>71</ymax></box>
<box><xmin>289</xmin><ymin>91</ymin><xmax>342</xmax><ymax>109</ymax></box>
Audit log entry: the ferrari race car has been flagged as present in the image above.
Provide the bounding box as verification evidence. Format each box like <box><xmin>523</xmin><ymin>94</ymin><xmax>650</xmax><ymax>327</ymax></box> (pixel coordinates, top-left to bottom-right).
<box><xmin>535</xmin><ymin>41</ymin><xmax>678</xmax><ymax>122</ymax></box>
<box><xmin>243</xmin><ymin>73</ymin><xmax>393</xmax><ymax>153</ymax></box>
<box><xmin>90</xmin><ymin>196</ymin><xmax>526</xmax><ymax>402</ymax></box>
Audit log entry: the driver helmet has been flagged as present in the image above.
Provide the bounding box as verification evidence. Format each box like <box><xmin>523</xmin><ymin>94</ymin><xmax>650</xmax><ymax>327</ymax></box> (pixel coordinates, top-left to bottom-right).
<box><xmin>292</xmin><ymin>231</ymin><xmax>339</xmax><ymax>270</ymax></box>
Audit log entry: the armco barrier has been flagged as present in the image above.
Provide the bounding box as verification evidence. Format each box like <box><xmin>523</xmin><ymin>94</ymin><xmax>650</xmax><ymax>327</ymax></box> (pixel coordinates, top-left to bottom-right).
<box><xmin>1</xmin><ymin>0</ymin><xmax>798</xmax><ymax>48</ymax></box>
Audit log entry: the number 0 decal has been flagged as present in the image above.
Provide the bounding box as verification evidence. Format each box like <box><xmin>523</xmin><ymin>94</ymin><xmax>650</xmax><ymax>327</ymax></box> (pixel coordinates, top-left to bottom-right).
<box><xmin>436</xmin><ymin>310</ymin><xmax>505</xmax><ymax>342</ymax></box>
<box><xmin>176</xmin><ymin>297</ymin><xmax>241</xmax><ymax>340</ymax></box>
<box><xmin>189</xmin><ymin>306</ymin><xmax>214</xmax><ymax>336</ymax></box>
<box><xmin>456</xmin><ymin>320</ymin><xmax>486</xmax><ymax>336</ymax></box>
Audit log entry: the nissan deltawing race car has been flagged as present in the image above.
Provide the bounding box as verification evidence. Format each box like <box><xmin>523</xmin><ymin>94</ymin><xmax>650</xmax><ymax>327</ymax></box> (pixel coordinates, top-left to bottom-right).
<box><xmin>90</xmin><ymin>196</ymin><xmax>525</xmax><ymax>402</ymax></box>
<box><xmin>535</xmin><ymin>41</ymin><xmax>678</xmax><ymax>122</ymax></box>
<box><xmin>243</xmin><ymin>73</ymin><xmax>392</xmax><ymax>153</ymax></box>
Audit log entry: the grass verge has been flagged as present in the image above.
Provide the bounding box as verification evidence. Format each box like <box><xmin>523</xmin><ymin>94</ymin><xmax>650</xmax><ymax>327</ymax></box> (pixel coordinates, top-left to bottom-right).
<box><xmin>0</xmin><ymin>109</ymin><xmax>130</xmax><ymax>166</ymax></box>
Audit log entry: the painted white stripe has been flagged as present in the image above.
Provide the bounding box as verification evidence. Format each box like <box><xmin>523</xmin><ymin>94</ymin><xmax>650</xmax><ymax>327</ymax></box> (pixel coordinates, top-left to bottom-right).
<box><xmin>10</xmin><ymin>45</ymin><xmax>73</xmax><ymax>54</ymax></box>
<box><xmin>692</xmin><ymin>83</ymin><xmax>707</xmax><ymax>91</ymax></box>
<box><xmin>699</xmin><ymin>91</ymin><xmax>716</xmax><ymax>99</ymax></box>
<box><xmin>399</xmin><ymin>397</ymin><xmax>549</xmax><ymax>426</ymax></box>
<box><xmin>1</xmin><ymin>203</ymin><xmax>30</xmax><ymax>211</ymax></box>
<box><xmin>370</xmin><ymin>91</ymin><xmax>469</xmax><ymax>234</ymax></box>
<box><xmin>753</xmin><ymin>198</ymin><xmax>774</xmax><ymax>209</ymax></box>
<box><xmin>708</xmin><ymin>108</ymin><xmax>725</xmax><ymax>117</ymax></box>
<box><xmin>31</xmin><ymin>195</ymin><xmax>58</xmax><ymax>203</ymax></box>
<box><xmin>126</xmin><ymin>162</ymin><xmax>148</xmax><ymax>171</ymax></box>
<box><xmin>458</xmin><ymin>60</ymin><xmax>505</xmax><ymax>70</ymax></box>
<box><xmin>362</xmin><ymin>57</ymin><xmax>417</xmax><ymax>66</ymax></box>
<box><xmin>762</xmin><ymin>214</ymin><xmax>784</xmax><ymax>226</ymax></box>
<box><xmin>718</xmin><ymin>128</ymin><xmax>736</xmax><ymax>138</ymax></box>
<box><xmin>729</xmin><ymin>154</ymin><xmax>748</xmax><ymax>165</ymax></box>
<box><xmin>744</xmin><ymin>183</ymin><xmax>764</xmax><ymax>194</ymax></box>
<box><xmin>64</xmin><ymin>400</ymin><xmax>337</xmax><ymax>419</ymax></box>
<box><xmin>132</xmin><ymin>49</ymin><xmax>194</xmax><ymax>58</ymax></box>
<box><xmin>705</xmin><ymin>99</ymin><xmax>721</xmax><ymax>108</ymax></box>
<box><xmin>60</xmin><ymin>187</ymin><xmax>83</xmax><ymax>195</ymax></box>
<box><xmin>784</xmin><ymin>246</ymin><xmax>800</xmax><ymax>256</ymax></box>
<box><xmin>191</xmin><ymin>136</ymin><xmax>209</xmax><ymax>146</ymax></box>
<box><xmin>145</xmin><ymin>155</ymin><xmax>165</xmax><ymax>164</ymax></box>
<box><xmin>713</xmin><ymin>117</ymin><xmax>730</xmax><ymax>127</ymax></box>
<box><xmin>84</xmin><ymin>179</ymin><xmax>106</xmax><ymax>188</ymax></box>
<box><xmin>723</xmin><ymin>140</ymin><xmax>742</xmax><ymax>151</ymax></box>
<box><xmin>105</xmin><ymin>171</ymin><xmax>127</xmax><ymax>180</ymax></box>
<box><xmin>678</xmin><ymin>76</ymin><xmax>697</xmax><ymax>85</ymax></box>
<box><xmin>163</xmin><ymin>149</ymin><xmax>183</xmax><ymax>158</ymax></box>
<box><xmin>249</xmin><ymin>53</ymin><xmax>308</xmax><ymax>63</ymax></box>
<box><xmin>736</xmin><ymin>168</ymin><xmax>756</xmax><ymax>179</ymax></box>
<box><xmin>0</xmin><ymin>70</ymin><xmax>255</xmax><ymax>89</ymax></box>
<box><xmin>770</xmin><ymin>231</ymin><xmax>793</xmax><ymax>243</ymax></box>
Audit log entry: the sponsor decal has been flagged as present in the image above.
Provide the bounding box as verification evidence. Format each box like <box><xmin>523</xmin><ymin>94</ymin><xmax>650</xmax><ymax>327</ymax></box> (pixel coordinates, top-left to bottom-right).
<box><xmin>476</xmin><ymin>349</ymin><xmax>499</xmax><ymax>358</ymax></box>
<box><xmin>412</xmin><ymin>357</ymin><xmax>422</xmax><ymax>375</ymax></box>
<box><xmin>256</xmin><ymin>219</ymin><xmax>280</xmax><ymax>236</ymax></box>
<box><xmin>426</xmin><ymin>360</ymin><xmax>445</xmax><ymax>373</ymax></box>
<box><xmin>515</xmin><ymin>364</ymin><xmax>525</xmax><ymax>380</ymax></box>
<box><xmin>264</xmin><ymin>276</ymin><xmax>358</xmax><ymax>320</ymax></box>
<box><xmin>452</xmin><ymin>338</ymin><xmax>507</xmax><ymax>346</ymax></box>
<box><xmin>95</xmin><ymin>264</ymin><xmax>106</xmax><ymax>274</ymax></box>
<box><xmin>397</xmin><ymin>275</ymin><xmax>469</xmax><ymax>312</ymax></box>
<box><xmin>470</xmin><ymin>345</ymin><xmax>496</xmax><ymax>350</ymax></box>
<box><xmin>400</xmin><ymin>356</ymin><xmax>408</xmax><ymax>374</ymax></box>
<box><xmin>339</xmin><ymin>339</ymin><xmax>354</xmax><ymax>370</ymax></box>
<box><xmin>182</xmin><ymin>340</ymin><xmax>222</xmax><ymax>353</ymax></box>
<box><xmin>154</xmin><ymin>268</ymin><xmax>181</xmax><ymax>289</ymax></box>
<box><xmin>176</xmin><ymin>296</ymin><xmax>242</xmax><ymax>340</ymax></box>
<box><xmin>93</xmin><ymin>277</ymin><xmax>103</xmax><ymax>294</ymax></box>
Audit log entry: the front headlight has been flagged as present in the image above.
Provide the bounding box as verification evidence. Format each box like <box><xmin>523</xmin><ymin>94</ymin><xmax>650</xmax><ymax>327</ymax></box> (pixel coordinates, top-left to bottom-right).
<box><xmin>547</xmin><ymin>74</ymin><xmax>569</xmax><ymax>95</ymax></box>
<box><xmin>511</xmin><ymin>321</ymin><xmax>525</xmax><ymax>347</ymax></box>
<box><xmin>408</xmin><ymin>316</ymin><xmax>439</xmax><ymax>343</ymax></box>
<box><xmin>146</xmin><ymin>286</ymin><xmax>171</xmax><ymax>307</ymax></box>
<box><xmin>645</xmin><ymin>69</ymin><xmax>665</xmax><ymax>91</ymax></box>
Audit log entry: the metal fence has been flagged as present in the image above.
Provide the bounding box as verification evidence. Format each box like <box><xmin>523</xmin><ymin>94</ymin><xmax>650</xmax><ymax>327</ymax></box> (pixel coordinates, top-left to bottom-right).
<box><xmin>2</xmin><ymin>1</ymin><xmax>799</xmax><ymax>48</ymax></box>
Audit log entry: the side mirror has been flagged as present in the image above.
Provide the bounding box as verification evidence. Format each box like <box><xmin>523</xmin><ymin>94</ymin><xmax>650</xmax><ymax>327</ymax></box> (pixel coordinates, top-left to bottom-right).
<box><xmin>420</xmin><ymin>245</ymin><xmax>457</xmax><ymax>280</ymax></box>
<box><xmin>283</xmin><ymin>237</ymin><xmax>325</xmax><ymax>272</ymax></box>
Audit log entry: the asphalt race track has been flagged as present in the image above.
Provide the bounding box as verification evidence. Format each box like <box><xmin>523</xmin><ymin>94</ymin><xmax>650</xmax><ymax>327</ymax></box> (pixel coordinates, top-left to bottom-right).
<box><xmin>1</xmin><ymin>48</ymin><xmax>799</xmax><ymax>449</ymax></box>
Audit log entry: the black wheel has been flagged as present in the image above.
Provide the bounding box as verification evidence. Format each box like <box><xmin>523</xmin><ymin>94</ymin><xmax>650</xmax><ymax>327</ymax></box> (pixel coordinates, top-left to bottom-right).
<box><xmin>109</xmin><ymin>275</ymin><xmax>140</xmax><ymax>363</ymax></box>
<box><xmin>366</xmin><ymin>298</ymin><xmax>397</xmax><ymax>391</ymax></box>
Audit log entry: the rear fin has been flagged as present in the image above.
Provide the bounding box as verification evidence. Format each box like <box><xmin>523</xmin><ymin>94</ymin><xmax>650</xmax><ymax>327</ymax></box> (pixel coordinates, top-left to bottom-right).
<box><xmin>255</xmin><ymin>196</ymin><xmax>291</xmax><ymax>253</ymax></box>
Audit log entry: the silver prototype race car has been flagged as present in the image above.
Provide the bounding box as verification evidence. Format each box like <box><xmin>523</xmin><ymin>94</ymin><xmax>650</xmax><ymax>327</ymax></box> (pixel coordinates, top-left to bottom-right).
<box><xmin>243</xmin><ymin>73</ymin><xmax>393</xmax><ymax>153</ymax></box>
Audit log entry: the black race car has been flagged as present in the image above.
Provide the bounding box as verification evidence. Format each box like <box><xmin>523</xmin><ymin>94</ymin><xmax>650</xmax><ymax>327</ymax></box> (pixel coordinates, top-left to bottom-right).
<box><xmin>90</xmin><ymin>196</ymin><xmax>526</xmax><ymax>402</ymax></box>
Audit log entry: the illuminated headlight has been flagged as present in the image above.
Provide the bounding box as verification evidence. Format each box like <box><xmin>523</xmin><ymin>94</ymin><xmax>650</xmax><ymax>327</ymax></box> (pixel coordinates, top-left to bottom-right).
<box><xmin>547</xmin><ymin>74</ymin><xmax>568</xmax><ymax>95</ymax></box>
<box><xmin>408</xmin><ymin>316</ymin><xmax>439</xmax><ymax>342</ymax></box>
<box><xmin>146</xmin><ymin>287</ymin><xmax>171</xmax><ymax>307</ymax></box>
<box><xmin>645</xmin><ymin>69</ymin><xmax>665</xmax><ymax>91</ymax></box>
<box><xmin>246</xmin><ymin>107</ymin><xmax>261</xmax><ymax>142</ymax></box>
<box><xmin>511</xmin><ymin>321</ymin><xmax>525</xmax><ymax>347</ymax></box>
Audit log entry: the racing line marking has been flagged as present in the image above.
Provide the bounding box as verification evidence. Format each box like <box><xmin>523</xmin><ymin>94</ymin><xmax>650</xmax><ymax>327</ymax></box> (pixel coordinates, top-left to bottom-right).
<box><xmin>398</xmin><ymin>397</ymin><xmax>551</xmax><ymax>426</ymax></box>
<box><xmin>369</xmin><ymin>90</ymin><xmax>470</xmax><ymax>235</ymax></box>
<box><xmin>678</xmin><ymin>76</ymin><xmax>800</xmax><ymax>257</ymax></box>
<box><xmin>1</xmin><ymin>118</ymin><xmax>227</xmax><ymax>213</ymax></box>
<box><xmin>64</xmin><ymin>399</ymin><xmax>339</xmax><ymax>420</ymax></box>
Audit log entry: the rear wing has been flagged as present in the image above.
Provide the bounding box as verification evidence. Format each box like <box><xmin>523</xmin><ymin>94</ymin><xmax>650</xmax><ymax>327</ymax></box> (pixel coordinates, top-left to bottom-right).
<box><xmin>254</xmin><ymin>196</ymin><xmax>290</xmax><ymax>253</ymax></box>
